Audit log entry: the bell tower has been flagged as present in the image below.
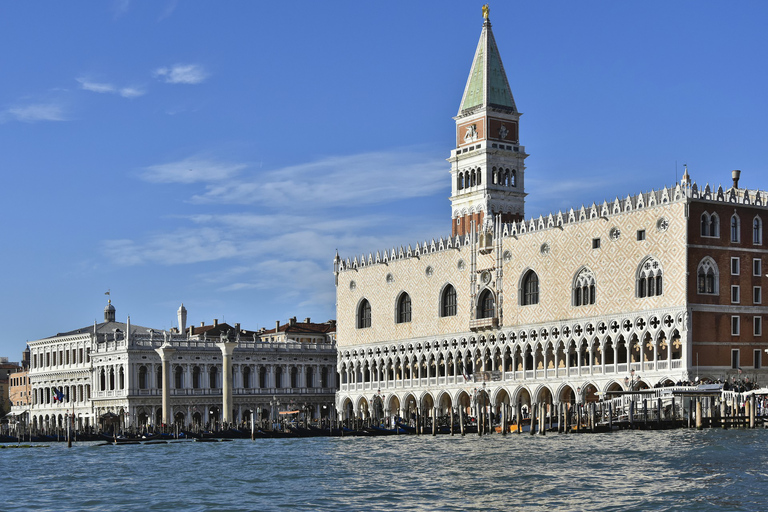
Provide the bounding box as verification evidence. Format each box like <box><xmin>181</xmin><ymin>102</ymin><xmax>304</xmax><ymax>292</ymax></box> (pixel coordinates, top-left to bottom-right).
<box><xmin>449</xmin><ymin>6</ymin><xmax>528</xmax><ymax>236</ymax></box>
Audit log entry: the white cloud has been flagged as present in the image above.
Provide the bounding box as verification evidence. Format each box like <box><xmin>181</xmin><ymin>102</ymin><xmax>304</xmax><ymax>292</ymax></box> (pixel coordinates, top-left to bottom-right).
<box><xmin>188</xmin><ymin>150</ymin><xmax>446</xmax><ymax>209</ymax></box>
<box><xmin>154</xmin><ymin>64</ymin><xmax>208</xmax><ymax>85</ymax></box>
<box><xmin>3</xmin><ymin>103</ymin><xmax>66</xmax><ymax>122</ymax></box>
<box><xmin>77</xmin><ymin>78</ymin><xmax>145</xmax><ymax>98</ymax></box>
<box><xmin>141</xmin><ymin>156</ymin><xmax>247</xmax><ymax>184</ymax></box>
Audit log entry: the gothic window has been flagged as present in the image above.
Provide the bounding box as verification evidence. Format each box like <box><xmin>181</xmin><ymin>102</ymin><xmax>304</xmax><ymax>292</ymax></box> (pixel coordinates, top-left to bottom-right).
<box><xmin>441</xmin><ymin>284</ymin><xmax>457</xmax><ymax>317</ymax></box>
<box><xmin>711</xmin><ymin>213</ymin><xmax>720</xmax><ymax>237</ymax></box>
<box><xmin>700</xmin><ymin>212</ymin><xmax>710</xmax><ymax>236</ymax></box>
<box><xmin>470</xmin><ymin>170</ymin><xmax>476</xmax><ymax>187</ymax></box>
<box><xmin>573</xmin><ymin>267</ymin><xmax>596</xmax><ymax>306</ymax></box>
<box><xmin>637</xmin><ymin>257</ymin><xmax>663</xmax><ymax>298</ymax></box>
<box><xmin>242</xmin><ymin>366</ymin><xmax>251</xmax><ymax>388</ymax></box>
<box><xmin>457</xmin><ymin>174</ymin><xmax>463</xmax><ymax>190</ymax></box>
<box><xmin>492</xmin><ymin>167</ymin><xmax>498</xmax><ymax>184</ymax></box>
<box><xmin>521</xmin><ymin>270</ymin><xmax>539</xmax><ymax>305</ymax></box>
<box><xmin>477</xmin><ymin>289</ymin><xmax>495</xmax><ymax>318</ymax></box>
<box><xmin>156</xmin><ymin>366</ymin><xmax>162</xmax><ymax>388</ymax></box>
<box><xmin>697</xmin><ymin>257</ymin><xmax>719</xmax><ymax>295</ymax></box>
<box><xmin>476</xmin><ymin>167</ymin><xmax>481</xmax><ymax>185</ymax></box>
<box><xmin>290</xmin><ymin>367</ymin><xmax>298</xmax><ymax>388</ymax></box>
<box><xmin>192</xmin><ymin>366</ymin><xmax>201</xmax><ymax>388</ymax></box>
<box><xmin>357</xmin><ymin>299</ymin><xmax>371</xmax><ymax>329</ymax></box>
<box><xmin>397</xmin><ymin>292</ymin><xmax>412</xmax><ymax>323</ymax></box>
<box><xmin>731</xmin><ymin>214</ymin><xmax>741</xmax><ymax>243</ymax></box>
<box><xmin>138</xmin><ymin>366</ymin><xmax>148</xmax><ymax>389</ymax></box>
<box><xmin>511</xmin><ymin>169</ymin><xmax>516</xmax><ymax>187</ymax></box>
<box><xmin>754</xmin><ymin>216</ymin><xmax>763</xmax><ymax>245</ymax></box>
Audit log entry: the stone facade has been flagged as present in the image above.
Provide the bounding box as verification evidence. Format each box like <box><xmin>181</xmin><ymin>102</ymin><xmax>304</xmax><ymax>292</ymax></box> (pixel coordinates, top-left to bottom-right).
<box><xmin>24</xmin><ymin>303</ymin><xmax>337</xmax><ymax>432</ymax></box>
<box><xmin>333</xmin><ymin>14</ymin><xmax>768</xmax><ymax>424</ymax></box>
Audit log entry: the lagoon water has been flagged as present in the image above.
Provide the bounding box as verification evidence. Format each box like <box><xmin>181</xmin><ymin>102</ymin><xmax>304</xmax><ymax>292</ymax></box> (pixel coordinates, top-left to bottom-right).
<box><xmin>3</xmin><ymin>429</ymin><xmax>768</xmax><ymax>512</ymax></box>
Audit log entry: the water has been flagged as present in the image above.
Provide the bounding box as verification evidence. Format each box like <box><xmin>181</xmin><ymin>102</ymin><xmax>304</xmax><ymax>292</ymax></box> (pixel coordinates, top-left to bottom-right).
<box><xmin>3</xmin><ymin>429</ymin><xmax>768</xmax><ymax>512</ymax></box>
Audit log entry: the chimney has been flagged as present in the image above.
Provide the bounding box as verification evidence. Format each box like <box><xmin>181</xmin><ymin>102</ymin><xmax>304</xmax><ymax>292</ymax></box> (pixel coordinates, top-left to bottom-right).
<box><xmin>275</xmin><ymin>320</ymin><xmax>280</xmax><ymax>333</ymax></box>
<box><xmin>732</xmin><ymin>169</ymin><xmax>741</xmax><ymax>189</ymax></box>
<box><xmin>235</xmin><ymin>323</ymin><xmax>240</xmax><ymax>332</ymax></box>
<box><xmin>213</xmin><ymin>319</ymin><xmax>218</xmax><ymax>327</ymax></box>
<box><xmin>304</xmin><ymin>317</ymin><xmax>311</xmax><ymax>323</ymax></box>
<box><xmin>189</xmin><ymin>326</ymin><xmax>194</xmax><ymax>336</ymax></box>
<box><xmin>290</xmin><ymin>317</ymin><xmax>297</xmax><ymax>326</ymax></box>
<box><xmin>200</xmin><ymin>322</ymin><xmax>204</xmax><ymax>327</ymax></box>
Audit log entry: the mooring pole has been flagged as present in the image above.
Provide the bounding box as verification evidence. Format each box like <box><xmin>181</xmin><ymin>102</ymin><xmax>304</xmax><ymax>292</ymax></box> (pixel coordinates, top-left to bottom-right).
<box><xmin>696</xmin><ymin>398</ymin><xmax>702</xmax><ymax>430</ymax></box>
<box><xmin>450</xmin><ymin>407</ymin><xmax>454</xmax><ymax>436</ymax></box>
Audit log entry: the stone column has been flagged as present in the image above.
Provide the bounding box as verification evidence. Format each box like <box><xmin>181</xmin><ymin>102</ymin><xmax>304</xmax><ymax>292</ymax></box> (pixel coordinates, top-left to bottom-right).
<box><xmin>216</xmin><ymin>341</ymin><xmax>237</xmax><ymax>424</ymax></box>
<box><xmin>154</xmin><ymin>343</ymin><xmax>176</xmax><ymax>426</ymax></box>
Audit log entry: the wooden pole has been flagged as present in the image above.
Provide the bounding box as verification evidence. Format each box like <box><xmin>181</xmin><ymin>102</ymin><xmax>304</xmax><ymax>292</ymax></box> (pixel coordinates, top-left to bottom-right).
<box><xmin>540</xmin><ymin>403</ymin><xmax>546</xmax><ymax>436</ymax></box>
<box><xmin>721</xmin><ymin>399</ymin><xmax>728</xmax><ymax>430</ymax></box>
<box><xmin>515</xmin><ymin>402</ymin><xmax>522</xmax><ymax>434</ymax></box>
<box><xmin>459</xmin><ymin>406</ymin><xmax>465</xmax><ymax>436</ymax></box>
<box><xmin>695</xmin><ymin>398</ymin><xmax>702</xmax><ymax>430</ymax></box>
<box><xmin>749</xmin><ymin>395</ymin><xmax>755</xmax><ymax>429</ymax></box>
<box><xmin>450</xmin><ymin>407</ymin><xmax>454</xmax><ymax>436</ymax></box>
<box><xmin>530</xmin><ymin>403</ymin><xmax>537</xmax><ymax>436</ymax></box>
<box><xmin>501</xmin><ymin>403</ymin><xmax>507</xmax><ymax>436</ymax></box>
<box><xmin>628</xmin><ymin>400</ymin><xmax>634</xmax><ymax>428</ymax></box>
<box><xmin>432</xmin><ymin>407</ymin><xmax>437</xmax><ymax>436</ymax></box>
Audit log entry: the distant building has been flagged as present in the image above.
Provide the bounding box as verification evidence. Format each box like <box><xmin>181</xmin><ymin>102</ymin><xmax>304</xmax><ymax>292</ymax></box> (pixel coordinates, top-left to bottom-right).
<box><xmin>0</xmin><ymin>357</ymin><xmax>22</xmax><ymax>416</ymax></box>
<box><xmin>333</xmin><ymin>11</ymin><xmax>768</xmax><ymax>424</ymax></box>
<box><xmin>26</xmin><ymin>302</ymin><xmax>337</xmax><ymax>432</ymax></box>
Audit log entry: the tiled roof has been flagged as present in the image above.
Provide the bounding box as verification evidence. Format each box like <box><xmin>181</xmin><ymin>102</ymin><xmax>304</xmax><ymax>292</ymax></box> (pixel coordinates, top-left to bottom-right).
<box><xmin>459</xmin><ymin>20</ymin><xmax>516</xmax><ymax>114</ymax></box>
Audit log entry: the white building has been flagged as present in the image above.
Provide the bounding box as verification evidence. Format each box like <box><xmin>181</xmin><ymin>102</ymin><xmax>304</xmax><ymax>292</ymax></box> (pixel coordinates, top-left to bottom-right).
<box><xmin>26</xmin><ymin>302</ymin><xmax>337</xmax><ymax>432</ymax></box>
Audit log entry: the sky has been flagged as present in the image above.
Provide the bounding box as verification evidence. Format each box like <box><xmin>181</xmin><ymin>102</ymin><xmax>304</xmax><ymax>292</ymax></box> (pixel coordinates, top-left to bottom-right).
<box><xmin>2</xmin><ymin>1</ymin><xmax>768</xmax><ymax>358</ymax></box>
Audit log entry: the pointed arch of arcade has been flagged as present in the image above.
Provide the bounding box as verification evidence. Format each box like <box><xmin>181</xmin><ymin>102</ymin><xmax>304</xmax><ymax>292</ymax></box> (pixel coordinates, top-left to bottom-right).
<box><xmin>491</xmin><ymin>386</ymin><xmax>512</xmax><ymax>408</ymax></box>
<box><xmin>435</xmin><ymin>390</ymin><xmax>453</xmax><ymax>415</ymax></box>
<box><xmin>603</xmin><ymin>380</ymin><xmax>624</xmax><ymax>395</ymax></box>
<box><xmin>555</xmin><ymin>383</ymin><xmax>577</xmax><ymax>405</ymax></box>
<box><xmin>511</xmin><ymin>386</ymin><xmax>533</xmax><ymax>407</ymax></box>
<box><xmin>356</xmin><ymin>395</ymin><xmax>370</xmax><ymax>418</ymax></box>
<box><xmin>532</xmin><ymin>384</ymin><xmax>554</xmax><ymax>405</ymax></box>
<box><xmin>454</xmin><ymin>389</ymin><xmax>472</xmax><ymax>415</ymax></box>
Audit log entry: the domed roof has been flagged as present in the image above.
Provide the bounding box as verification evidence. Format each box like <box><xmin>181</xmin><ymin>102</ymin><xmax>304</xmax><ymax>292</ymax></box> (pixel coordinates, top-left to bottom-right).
<box><xmin>105</xmin><ymin>300</ymin><xmax>116</xmax><ymax>312</ymax></box>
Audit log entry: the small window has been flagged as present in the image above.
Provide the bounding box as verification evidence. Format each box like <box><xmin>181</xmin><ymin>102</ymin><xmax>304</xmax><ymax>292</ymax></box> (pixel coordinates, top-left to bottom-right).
<box><xmin>754</xmin><ymin>286</ymin><xmax>762</xmax><ymax>305</ymax></box>
<box><xmin>396</xmin><ymin>293</ymin><xmax>412</xmax><ymax>323</ymax></box>
<box><xmin>754</xmin><ymin>217</ymin><xmax>763</xmax><ymax>245</ymax></box>
<box><xmin>731</xmin><ymin>348</ymin><xmax>740</xmax><ymax>368</ymax></box>
<box><xmin>731</xmin><ymin>285</ymin><xmax>740</xmax><ymax>304</ymax></box>
<box><xmin>754</xmin><ymin>258</ymin><xmax>762</xmax><ymax>277</ymax></box>
<box><xmin>592</xmin><ymin>238</ymin><xmax>601</xmax><ymax>249</ymax></box>
<box><xmin>357</xmin><ymin>299</ymin><xmax>372</xmax><ymax>329</ymax></box>
<box><xmin>755</xmin><ymin>349</ymin><xmax>762</xmax><ymax>369</ymax></box>
<box><xmin>754</xmin><ymin>317</ymin><xmax>763</xmax><ymax>337</ymax></box>
<box><xmin>731</xmin><ymin>214</ymin><xmax>740</xmax><ymax>243</ymax></box>
<box><xmin>521</xmin><ymin>270</ymin><xmax>539</xmax><ymax>305</ymax></box>
<box><xmin>441</xmin><ymin>285</ymin><xmax>457</xmax><ymax>317</ymax></box>
<box><xmin>731</xmin><ymin>316</ymin><xmax>740</xmax><ymax>336</ymax></box>
<box><xmin>637</xmin><ymin>230</ymin><xmax>646</xmax><ymax>241</ymax></box>
<box><xmin>731</xmin><ymin>257</ymin><xmax>740</xmax><ymax>275</ymax></box>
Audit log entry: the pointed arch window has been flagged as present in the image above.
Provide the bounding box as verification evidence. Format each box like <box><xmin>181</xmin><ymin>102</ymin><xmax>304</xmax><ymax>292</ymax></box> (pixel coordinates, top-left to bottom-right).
<box><xmin>138</xmin><ymin>366</ymin><xmax>148</xmax><ymax>389</ymax></box>
<box><xmin>701</xmin><ymin>212</ymin><xmax>720</xmax><ymax>237</ymax></box>
<box><xmin>397</xmin><ymin>293</ymin><xmax>412</xmax><ymax>323</ymax></box>
<box><xmin>521</xmin><ymin>270</ymin><xmax>539</xmax><ymax>305</ymax></box>
<box><xmin>701</xmin><ymin>212</ymin><xmax>710</xmax><ymax>236</ymax></box>
<box><xmin>441</xmin><ymin>284</ymin><xmax>457</xmax><ymax>317</ymax></box>
<box><xmin>477</xmin><ymin>289</ymin><xmax>495</xmax><ymax>318</ymax></box>
<box><xmin>637</xmin><ymin>257</ymin><xmax>663</xmax><ymax>298</ymax></box>
<box><xmin>731</xmin><ymin>214</ymin><xmax>741</xmax><ymax>243</ymax></box>
<box><xmin>753</xmin><ymin>216</ymin><xmax>763</xmax><ymax>245</ymax></box>
<box><xmin>573</xmin><ymin>267</ymin><xmax>596</xmax><ymax>306</ymax></box>
<box><xmin>357</xmin><ymin>299</ymin><xmax>371</xmax><ymax>329</ymax></box>
<box><xmin>697</xmin><ymin>257</ymin><xmax>719</xmax><ymax>295</ymax></box>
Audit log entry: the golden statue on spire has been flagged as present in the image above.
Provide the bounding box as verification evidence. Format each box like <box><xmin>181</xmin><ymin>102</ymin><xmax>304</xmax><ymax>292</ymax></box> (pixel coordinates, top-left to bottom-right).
<box><xmin>482</xmin><ymin>4</ymin><xmax>489</xmax><ymax>20</ymax></box>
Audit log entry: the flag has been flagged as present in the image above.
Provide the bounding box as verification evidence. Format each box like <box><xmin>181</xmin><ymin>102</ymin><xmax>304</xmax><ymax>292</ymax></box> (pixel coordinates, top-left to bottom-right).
<box><xmin>56</xmin><ymin>387</ymin><xmax>65</xmax><ymax>402</ymax></box>
<box><xmin>105</xmin><ymin>290</ymin><xmax>110</xmax><ymax>295</ymax></box>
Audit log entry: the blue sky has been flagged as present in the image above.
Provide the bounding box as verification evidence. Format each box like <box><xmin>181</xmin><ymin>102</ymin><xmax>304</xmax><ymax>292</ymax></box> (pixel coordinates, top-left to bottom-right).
<box><xmin>2</xmin><ymin>1</ymin><xmax>767</xmax><ymax>358</ymax></box>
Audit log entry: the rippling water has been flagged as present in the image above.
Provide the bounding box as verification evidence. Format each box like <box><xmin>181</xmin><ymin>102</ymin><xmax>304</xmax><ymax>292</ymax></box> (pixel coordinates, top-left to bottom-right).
<box><xmin>3</xmin><ymin>429</ymin><xmax>768</xmax><ymax>512</ymax></box>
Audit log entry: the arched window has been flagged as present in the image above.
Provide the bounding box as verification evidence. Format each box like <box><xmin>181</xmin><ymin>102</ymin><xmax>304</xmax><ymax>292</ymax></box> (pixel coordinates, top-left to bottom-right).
<box><xmin>155</xmin><ymin>366</ymin><xmax>162</xmax><ymax>388</ymax></box>
<box><xmin>697</xmin><ymin>257</ymin><xmax>718</xmax><ymax>295</ymax></box>
<box><xmin>259</xmin><ymin>367</ymin><xmax>267</xmax><ymax>388</ymax></box>
<box><xmin>441</xmin><ymin>284</ymin><xmax>457</xmax><ymax>317</ymax></box>
<box><xmin>290</xmin><ymin>367</ymin><xmax>298</xmax><ymax>388</ymax></box>
<box><xmin>492</xmin><ymin>167</ymin><xmax>498</xmax><ymax>184</ymax></box>
<box><xmin>357</xmin><ymin>299</ymin><xmax>371</xmax><ymax>329</ymax></box>
<box><xmin>209</xmin><ymin>366</ymin><xmax>218</xmax><ymax>388</ymax></box>
<box><xmin>511</xmin><ymin>169</ymin><xmax>516</xmax><ymax>187</ymax></box>
<box><xmin>711</xmin><ymin>213</ymin><xmax>720</xmax><ymax>237</ymax></box>
<box><xmin>174</xmin><ymin>366</ymin><xmax>183</xmax><ymax>389</ymax></box>
<box><xmin>192</xmin><ymin>366</ymin><xmax>201</xmax><ymax>388</ymax></box>
<box><xmin>305</xmin><ymin>367</ymin><xmax>313</xmax><ymax>388</ymax></box>
<box><xmin>731</xmin><ymin>214</ymin><xmax>740</xmax><ymax>243</ymax></box>
<box><xmin>242</xmin><ymin>366</ymin><xmax>251</xmax><ymax>388</ymax></box>
<box><xmin>321</xmin><ymin>367</ymin><xmax>329</xmax><ymax>388</ymax></box>
<box><xmin>573</xmin><ymin>267</ymin><xmax>596</xmax><ymax>306</ymax></box>
<box><xmin>477</xmin><ymin>289</ymin><xmax>495</xmax><ymax>318</ymax></box>
<box><xmin>275</xmin><ymin>367</ymin><xmax>283</xmax><ymax>388</ymax></box>
<box><xmin>138</xmin><ymin>366</ymin><xmax>148</xmax><ymax>389</ymax></box>
<box><xmin>754</xmin><ymin>216</ymin><xmax>763</xmax><ymax>245</ymax></box>
<box><xmin>701</xmin><ymin>212</ymin><xmax>710</xmax><ymax>236</ymax></box>
<box><xmin>637</xmin><ymin>257</ymin><xmax>663</xmax><ymax>298</ymax></box>
<box><xmin>397</xmin><ymin>293</ymin><xmax>412</xmax><ymax>323</ymax></box>
<box><xmin>476</xmin><ymin>168</ymin><xmax>481</xmax><ymax>186</ymax></box>
<box><xmin>521</xmin><ymin>270</ymin><xmax>539</xmax><ymax>305</ymax></box>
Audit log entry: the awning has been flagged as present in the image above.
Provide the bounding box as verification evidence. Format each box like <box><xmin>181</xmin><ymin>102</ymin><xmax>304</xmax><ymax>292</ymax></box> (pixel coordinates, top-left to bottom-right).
<box><xmin>278</xmin><ymin>410</ymin><xmax>300</xmax><ymax>415</ymax></box>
